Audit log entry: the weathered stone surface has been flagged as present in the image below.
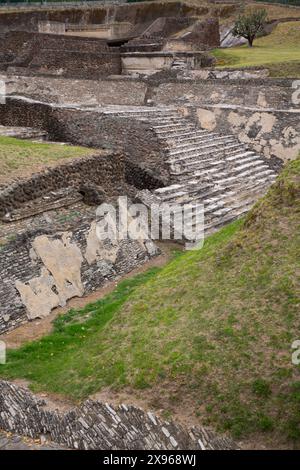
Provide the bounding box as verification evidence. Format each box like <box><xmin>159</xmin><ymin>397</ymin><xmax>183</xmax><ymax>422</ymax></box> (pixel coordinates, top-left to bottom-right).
<box><xmin>32</xmin><ymin>233</ymin><xmax>84</xmax><ymax>307</ymax></box>
<box><xmin>194</xmin><ymin>105</ymin><xmax>300</xmax><ymax>163</ymax></box>
<box><xmin>85</xmin><ymin>221</ymin><xmax>119</xmax><ymax>265</ymax></box>
<box><xmin>0</xmin><ymin>218</ymin><xmax>159</xmax><ymax>334</ymax></box>
<box><xmin>0</xmin><ymin>31</ymin><xmax>121</xmax><ymax>79</ymax></box>
<box><xmin>16</xmin><ymin>268</ymin><xmax>60</xmax><ymax>320</ymax></box>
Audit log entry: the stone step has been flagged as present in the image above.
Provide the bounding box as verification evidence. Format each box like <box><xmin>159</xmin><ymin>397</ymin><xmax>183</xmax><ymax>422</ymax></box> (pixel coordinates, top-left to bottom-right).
<box><xmin>152</xmin><ymin>123</ymin><xmax>196</xmax><ymax>132</ymax></box>
<box><xmin>205</xmin><ymin>203</ymin><xmax>253</xmax><ymax>232</ymax></box>
<box><xmin>181</xmin><ymin>159</ymin><xmax>268</xmax><ymax>181</ymax></box>
<box><xmin>154</xmin><ymin>183</ymin><xmax>185</xmax><ymax>195</ymax></box>
<box><xmin>167</xmin><ymin>143</ymin><xmax>245</xmax><ymax>164</ymax></box>
<box><xmin>188</xmin><ymin>168</ymin><xmax>275</xmax><ymax>192</ymax></box>
<box><xmin>143</xmin><ymin>116</ymin><xmax>184</xmax><ymax>123</ymax></box>
<box><xmin>102</xmin><ymin>107</ymin><xmax>176</xmax><ymax>115</ymax></box>
<box><xmin>173</xmin><ymin>151</ymin><xmax>261</xmax><ymax>176</ymax></box>
<box><xmin>216</xmin><ymin>166</ymin><xmax>275</xmax><ymax>187</ymax></box>
<box><xmin>169</xmin><ymin>134</ymin><xmax>236</xmax><ymax>151</ymax></box>
<box><xmin>167</xmin><ymin>168</ymin><xmax>275</xmax><ymax>207</ymax></box>
<box><xmin>226</xmin><ymin>151</ymin><xmax>258</xmax><ymax>162</ymax></box>
<box><xmin>156</xmin><ymin>128</ymin><xmax>200</xmax><ymax>138</ymax></box>
<box><xmin>166</xmin><ymin>132</ymin><xmax>223</xmax><ymax>146</ymax></box>
<box><xmin>167</xmin><ymin>137</ymin><xmax>238</xmax><ymax>157</ymax></box>
<box><xmin>164</xmin><ymin>130</ymin><xmax>211</xmax><ymax>142</ymax></box>
<box><xmin>155</xmin><ymin>184</ymin><xmax>235</xmax><ymax>205</ymax></box>
<box><xmin>118</xmin><ymin>114</ymin><xmax>180</xmax><ymax>122</ymax></box>
<box><xmin>175</xmin><ymin>146</ymin><xmax>252</xmax><ymax>167</ymax></box>
<box><xmin>170</xmin><ymin>159</ymin><xmax>225</xmax><ymax>176</ymax></box>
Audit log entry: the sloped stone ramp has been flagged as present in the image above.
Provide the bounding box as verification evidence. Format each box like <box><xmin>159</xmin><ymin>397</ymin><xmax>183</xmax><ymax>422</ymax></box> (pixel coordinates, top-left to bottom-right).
<box><xmin>0</xmin><ymin>381</ymin><xmax>238</xmax><ymax>450</ymax></box>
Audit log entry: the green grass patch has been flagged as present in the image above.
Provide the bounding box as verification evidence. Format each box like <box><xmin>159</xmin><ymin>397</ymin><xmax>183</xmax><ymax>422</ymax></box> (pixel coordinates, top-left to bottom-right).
<box><xmin>0</xmin><ymin>157</ymin><xmax>299</xmax><ymax>445</ymax></box>
<box><xmin>213</xmin><ymin>21</ymin><xmax>300</xmax><ymax>77</ymax></box>
<box><xmin>0</xmin><ymin>136</ymin><xmax>95</xmax><ymax>183</ymax></box>
<box><xmin>0</xmin><ymin>267</ymin><xmax>162</xmax><ymax>399</ymax></box>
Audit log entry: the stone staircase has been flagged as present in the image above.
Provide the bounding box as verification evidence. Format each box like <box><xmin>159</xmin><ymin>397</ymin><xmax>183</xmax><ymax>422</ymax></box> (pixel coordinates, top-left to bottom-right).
<box><xmin>102</xmin><ymin>106</ymin><xmax>277</xmax><ymax>238</ymax></box>
<box><xmin>171</xmin><ymin>57</ymin><xmax>188</xmax><ymax>70</ymax></box>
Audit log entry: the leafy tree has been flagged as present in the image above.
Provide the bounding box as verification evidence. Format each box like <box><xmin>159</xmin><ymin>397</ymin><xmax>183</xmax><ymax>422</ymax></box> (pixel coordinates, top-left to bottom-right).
<box><xmin>232</xmin><ymin>9</ymin><xmax>268</xmax><ymax>47</ymax></box>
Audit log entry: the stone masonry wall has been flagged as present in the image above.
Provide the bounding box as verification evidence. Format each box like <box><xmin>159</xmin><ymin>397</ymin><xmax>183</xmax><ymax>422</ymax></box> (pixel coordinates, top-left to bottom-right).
<box><xmin>0</xmin><ymin>152</ymin><xmax>124</xmax><ymax>218</ymax></box>
<box><xmin>0</xmin><ymin>216</ymin><xmax>158</xmax><ymax>334</ymax></box>
<box><xmin>141</xmin><ymin>15</ymin><xmax>196</xmax><ymax>39</ymax></box>
<box><xmin>3</xmin><ymin>73</ymin><xmax>298</xmax><ymax>110</ymax></box>
<box><xmin>149</xmin><ymin>78</ymin><xmax>300</xmax><ymax>163</ymax></box>
<box><xmin>0</xmin><ymin>32</ymin><xmax>121</xmax><ymax>78</ymax></box>
<box><xmin>176</xmin><ymin>18</ymin><xmax>220</xmax><ymax>50</ymax></box>
<box><xmin>1</xmin><ymin>79</ymin><xmax>299</xmax><ymax>165</ymax></box>
<box><xmin>193</xmin><ymin>105</ymin><xmax>300</xmax><ymax>164</ymax></box>
<box><xmin>0</xmin><ymin>2</ymin><xmax>207</xmax><ymax>33</ymax></box>
<box><xmin>0</xmin><ymin>381</ymin><xmax>237</xmax><ymax>450</ymax></box>
<box><xmin>0</xmin><ymin>97</ymin><xmax>171</xmax><ymax>182</ymax></box>
<box><xmin>151</xmin><ymin>78</ymin><xmax>299</xmax><ymax>111</ymax></box>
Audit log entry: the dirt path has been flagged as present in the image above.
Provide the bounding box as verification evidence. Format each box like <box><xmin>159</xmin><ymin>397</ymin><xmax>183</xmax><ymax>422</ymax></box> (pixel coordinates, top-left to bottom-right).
<box><xmin>0</xmin><ymin>242</ymin><xmax>180</xmax><ymax>349</ymax></box>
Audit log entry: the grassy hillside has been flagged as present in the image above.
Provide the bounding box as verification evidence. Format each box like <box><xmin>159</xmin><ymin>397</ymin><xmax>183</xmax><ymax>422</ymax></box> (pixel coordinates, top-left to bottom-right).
<box><xmin>0</xmin><ymin>136</ymin><xmax>95</xmax><ymax>185</ymax></box>
<box><xmin>0</xmin><ymin>157</ymin><xmax>299</xmax><ymax>446</ymax></box>
<box><xmin>213</xmin><ymin>21</ymin><xmax>300</xmax><ymax>77</ymax></box>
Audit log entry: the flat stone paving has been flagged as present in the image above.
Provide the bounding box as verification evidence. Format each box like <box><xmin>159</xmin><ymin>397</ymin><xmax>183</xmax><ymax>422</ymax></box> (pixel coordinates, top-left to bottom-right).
<box><xmin>0</xmin><ymin>430</ymin><xmax>64</xmax><ymax>450</ymax></box>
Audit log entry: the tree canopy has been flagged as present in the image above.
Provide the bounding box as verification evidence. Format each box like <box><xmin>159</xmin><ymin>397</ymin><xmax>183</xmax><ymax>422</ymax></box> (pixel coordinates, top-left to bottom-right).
<box><xmin>232</xmin><ymin>9</ymin><xmax>268</xmax><ymax>47</ymax></box>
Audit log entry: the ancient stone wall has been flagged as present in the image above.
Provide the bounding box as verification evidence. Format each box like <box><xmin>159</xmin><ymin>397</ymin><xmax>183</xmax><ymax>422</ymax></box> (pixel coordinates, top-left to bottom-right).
<box><xmin>6</xmin><ymin>75</ymin><xmax>295</xmax><ymax>111</ymax></box>
<box><xmin>0</xmin><ymin>380</ymin><xmax>237</xmax><ymax>450</ymax></box>
<box><xmin>1</xmin><ymin>77</ymin><xmax>299</xmax><ymax>164</ymax></box>
<box><xmin>121</xmin><ymin>51</ymin><xmax>211</xmax><ymax>75</ymax></box>
<box><xmin>141</xmin><ymin>15</ymin><xmax>196</xmax><ymax>39</ymax></box>
<box><xmin>0</xmin><ymin>152</ymin><xmax>125</xmax><ymax>218</ymax></box>
<box><xmin>178</xmin><ymin>18</ymin><xmax>220</xmax><ymax>50</ymax></box>
<box><xmin>0</xmin><ymin>2</ymin><xmax>207</xmax><ymax>33</ymax></box>
<box><xmin>30</xmin><ymin>49</ymin><xmax>121</xmax><ymax>79</ymax></box>
<box><xmin>148</xmin><ymin>78</ymin><xmax>300</xmax><ymax>163</ymax></box>
<box><xmin>193</xmin><ymin>105</ymin><xmax>300</xmax><ymax>163</ymax></box>
<box><xmin>38</xmin><ymin>20</ymin><xmax>66</xmax><ymax>35</ymax></box>
<box><xmin>0</xmin><ymin>32</ymin><xmax>121</xmax><ymax>78</ymax></box>
<box><xmin>0</xmin><ymin>97</ymin><xmax>170</xmax><ymax>182</ymax></box>
<box><xmin>151</xmin><ymin>78</ymin><xmax>298</xmax><ymax>111</ymax></box>
<box><xmin>0</xmin><ymin>215</ymin><xmax>158</xmax><ymax>334</ymax></box>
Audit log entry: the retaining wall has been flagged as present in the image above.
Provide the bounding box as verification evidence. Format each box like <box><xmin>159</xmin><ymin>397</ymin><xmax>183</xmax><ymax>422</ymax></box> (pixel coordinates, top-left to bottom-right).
<box><xmin>0</xmin><ymin>2</ymin><xmax>206</xmax><ymax>33</ymax></box>
<box><xmin>0</xmin><ymin>380</ymin><xmax>238</xmax><ymax>450</ymax></box>
<box><xmin>0</xmin><ymin>152</ymin><xmax>124</xmax><ymax>218</ymax></box>
<box><xmin>0</xmin><ymin>215</ymin><xmax>158</xmax><ymax>333</ymax></box>
<box><xmin>0</xmin><ymin>97</ymin><xmax>170</xmax><ymax>181</ymax></box>
<box><xmin>193</xmin><ymin>105</ymin><xmax>300</xmax><ymax>163</ymax></box>
<box><xmin>0</xmin><ymin>31</ymin><xmax>121</xmax><ymax>78</ymax></box>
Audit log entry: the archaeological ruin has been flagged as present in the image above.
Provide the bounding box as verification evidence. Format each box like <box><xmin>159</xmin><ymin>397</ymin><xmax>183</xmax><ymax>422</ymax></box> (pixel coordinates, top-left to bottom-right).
<box><xmin>0</xmin><ymin>0</ymin><xmax>299</xmax><ymax>453</ymax></box>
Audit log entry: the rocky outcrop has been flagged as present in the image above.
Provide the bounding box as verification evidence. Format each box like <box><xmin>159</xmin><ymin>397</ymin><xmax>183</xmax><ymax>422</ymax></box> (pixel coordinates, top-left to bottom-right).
<box><xmin>220</xmin><ymin>25</ymin><xmax>247</xmax><ymax>48</ymax></box>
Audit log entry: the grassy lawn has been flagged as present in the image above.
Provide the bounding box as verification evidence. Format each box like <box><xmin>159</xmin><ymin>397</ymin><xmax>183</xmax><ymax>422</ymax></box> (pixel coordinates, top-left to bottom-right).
<box><xmin>0</xmin><ymin>136</ymin><xmax>95</xmax><ymax>184</ymax></box>
<box><xmin>213</xmin><ymin>21</ymin><xmax>300</xmax><ymax>77</ymax></box>
<box><xmin>0</xmin><ymin>157</ymin><xmax>299</xmax><ymax>445</ymax></box>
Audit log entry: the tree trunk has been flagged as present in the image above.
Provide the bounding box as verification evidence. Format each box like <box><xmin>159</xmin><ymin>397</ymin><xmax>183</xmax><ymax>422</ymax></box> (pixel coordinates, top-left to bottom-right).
<box><xmin>248</xmin><ymin>36</ymin><xmax>254</xmax><ymax>47</ymax></box>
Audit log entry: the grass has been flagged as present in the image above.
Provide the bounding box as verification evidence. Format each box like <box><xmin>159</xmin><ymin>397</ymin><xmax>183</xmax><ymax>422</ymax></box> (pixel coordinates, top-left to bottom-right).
<box><xmin>213</xmin><ymin>21</ymin><xmax>300</xmax><ymax>77</ymax></box>
<box><xmin>0</xmin><ymin>136</ymin><xmax>95</xmax><ymax>184</ymax></box>
<box><xmin>0</xmin><ymin>157</ymin><xmax>299</xmax><ymax>446</ymax></box>
<box><xmin>0</xmin><ymin>268</ymin><xmax>163</xmax><ymax>398</ymax></box>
